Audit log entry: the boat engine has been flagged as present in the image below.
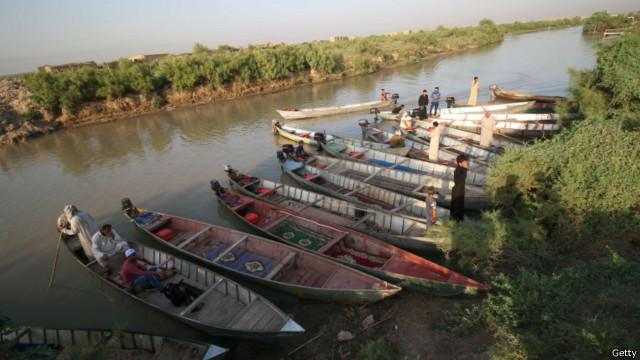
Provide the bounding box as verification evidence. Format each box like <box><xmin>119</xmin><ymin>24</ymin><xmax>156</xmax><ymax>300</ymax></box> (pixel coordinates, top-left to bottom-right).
<box><xmin>276</xmin><ymin>150</ymin><xmax>287</xmax><ymax>163</ymax></box>
<box><xmin>391</xmin><ymin>93</ymin><xmax>400</xmax><ymax>104</ymax></box>
<box><xmin>446</xmin><ymin>96</ymin><xmax>456</xmax><ymax>108</ymax></box>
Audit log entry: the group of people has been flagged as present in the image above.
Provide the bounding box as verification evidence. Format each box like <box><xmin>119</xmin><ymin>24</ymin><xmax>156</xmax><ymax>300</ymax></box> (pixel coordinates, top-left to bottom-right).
<box><xmin>417</xmin><ymin>87</ymin><xmax>442</xmax><ymax>118</ymax></box>
<box><xmin>56</xmin><ymin>205</ymin><xmax>173</xmax><ymax>291</ymax></box>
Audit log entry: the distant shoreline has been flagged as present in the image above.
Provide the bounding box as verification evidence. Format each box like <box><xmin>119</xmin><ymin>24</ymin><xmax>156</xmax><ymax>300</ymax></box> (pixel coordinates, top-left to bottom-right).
<box><xmin>0</xmin><ymin>18</ymin><xmax>583</xmax><ymax>146</ymax></box>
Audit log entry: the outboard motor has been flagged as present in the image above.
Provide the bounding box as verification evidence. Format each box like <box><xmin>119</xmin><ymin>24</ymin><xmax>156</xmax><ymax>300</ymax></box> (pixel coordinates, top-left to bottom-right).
<box><xmin>271</xmin><ymin>119</ymin><xmax>281</xmax><ymax>134</ymax></box>
<box><xmin>313</xmin><ymin>132</ymin><xmax>326</xmax><ymax>151</ymax></box>
<box><xmin>276</xmin><ymin>150</ymin><xmax>287</xmax><ymax>163</ymax></box>
<box><xmin>210</xmin><ymin>180</ymin><xmax>224</xmax><ymax>195</ymax></box>
<box><xmin>121</xmin><ymin>198</ymin><xmax>139</xmax><ymax>218</ymax></box>
<box><xmin>391</xmin><ymin>93</ymin><xmax>400</xmax><ymax>104</ymax></box>
<box><xmin>446</xmin><ymin>96</ymin><xmax>456</xmax><ymax>108</ymax></box>
<box><xmin>282</xmin><ymin>144</ymin><xmax>295</xmax><ymax>159</ymax></box>
<box><xmin>391</xmin><ymin>104</ymin><xmax>405</xmax><ymax>114</ymax></box>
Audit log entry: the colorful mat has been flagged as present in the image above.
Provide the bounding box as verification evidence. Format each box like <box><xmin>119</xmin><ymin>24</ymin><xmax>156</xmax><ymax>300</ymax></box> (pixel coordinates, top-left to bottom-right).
<box><xmin>270</xmin><ymin>221</ymin><xmax>329</xmax><ymax>251</ymax></box>
<box><xmin>206</xmin><ymin>245</ymin><xmax>274</xmax><ymax>278</ymax></box>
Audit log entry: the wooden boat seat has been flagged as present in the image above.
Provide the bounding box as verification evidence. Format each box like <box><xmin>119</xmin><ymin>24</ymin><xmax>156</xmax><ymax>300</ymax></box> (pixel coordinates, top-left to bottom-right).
<box><xmin>261</xmin><ymin>215</ymin><xmax>290</xmax><ymax>231</ymax></box>
<box><xmin>231</xmin><ymin>199</ymin><xmax>255</xmax><ymax>212</ymax></box>
<box><xmin>348</xmin><ymin>151</ymin><xmax>365</xmax><ymax>159</ymax></box>
<box><xmin>213</xmin><ymin>236</ymin><xmax>248</xmax><ymax>262</ymax></box>
<box><xmin>177</xmin><ymin>226</ymin><xmax>211</xmax><ymax>249</ymax></box>
<box><xmin>264</xmin><ymin>252</ymin><xmax>296</xmax><ymax>280</ymax></box>
<box><xmin>318</xmin><ymin>233</ymin><xmax>348</xmax><ymax>253</ymax></box>
<box><xmin>145</xmin><ymin>217</ymin><xmax>171</xmax><ymax>232</ymax></box>
<box><xmin>303</xmin><ymin>174</ymin><xmax>320</xmax><ymax>182</ymax></box>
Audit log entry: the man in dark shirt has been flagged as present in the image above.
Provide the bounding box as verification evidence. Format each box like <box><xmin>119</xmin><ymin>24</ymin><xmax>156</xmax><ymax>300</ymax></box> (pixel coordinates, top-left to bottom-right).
<box><xmin>418</xmin><ymin>90</ymin><xmax>429</xmax><ymax>119</ymax></box>
<box><xmin>450</xmin><ymin>154</ymin><xmax>469</xmax><ymax>222</ymax></box>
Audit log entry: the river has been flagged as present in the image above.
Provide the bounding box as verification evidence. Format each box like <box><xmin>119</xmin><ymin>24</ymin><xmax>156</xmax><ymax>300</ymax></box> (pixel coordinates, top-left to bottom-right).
<box><xmin>0</xmin><ymin>27</ymin><xmax>595</xmax><ymax>345</ymax></box>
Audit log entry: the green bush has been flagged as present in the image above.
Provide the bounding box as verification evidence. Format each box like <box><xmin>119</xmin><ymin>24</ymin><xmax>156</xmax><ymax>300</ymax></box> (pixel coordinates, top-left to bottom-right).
<box><xmin>583</xmin><ymin>11</ymin><xmax>637</xmax><ymax>34</ymax></box>
<box><xmin>357</xmin><ymin>338</ymin><xmax>398</xmax><ymax>360</ymax></box>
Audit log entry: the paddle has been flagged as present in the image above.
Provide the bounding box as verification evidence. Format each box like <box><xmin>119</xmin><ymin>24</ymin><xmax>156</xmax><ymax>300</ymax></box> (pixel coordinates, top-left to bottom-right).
<box><xmin>48</xmin><ymin>233</ymin><xmax>64</xmax><ymax>289</ymax></box>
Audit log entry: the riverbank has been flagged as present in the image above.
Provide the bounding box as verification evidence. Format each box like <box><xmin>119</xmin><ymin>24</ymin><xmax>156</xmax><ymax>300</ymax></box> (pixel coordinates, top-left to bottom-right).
<box><xmin>0</xmin><ymin>16</ymin><xmax>583</xmax><ymax>146</ymax></box>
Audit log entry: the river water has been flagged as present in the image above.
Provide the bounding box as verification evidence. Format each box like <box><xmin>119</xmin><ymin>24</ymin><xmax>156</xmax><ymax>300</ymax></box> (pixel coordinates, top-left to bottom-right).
<box><xmin>0</xmin><ymin>27</ymin><xmax>595</xmax><ymax>342</ymax></box>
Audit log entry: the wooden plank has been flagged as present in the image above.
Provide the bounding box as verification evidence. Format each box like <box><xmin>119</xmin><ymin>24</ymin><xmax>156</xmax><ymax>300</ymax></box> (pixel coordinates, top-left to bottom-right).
<box><xmin>265</xmin><ymin>252</ymin><xmax>296</xmax><ymax>280</ymax></box>
<box><xmin>212</xmin><ymin>236</ymin><xmax>248</xmax><ymax>262</ymax></box>
<box><xmin>177</xmin><ymin>226</ymin><xmax>211</xmax><ymax>249</ymax></box>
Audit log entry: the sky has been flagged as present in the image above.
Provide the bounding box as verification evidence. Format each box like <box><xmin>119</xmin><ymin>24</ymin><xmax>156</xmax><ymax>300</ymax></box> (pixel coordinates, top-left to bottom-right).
<box><xmin>0</xmin><ymin>0</ymin><xmax>638</xmax><ymax>75</ymax></box>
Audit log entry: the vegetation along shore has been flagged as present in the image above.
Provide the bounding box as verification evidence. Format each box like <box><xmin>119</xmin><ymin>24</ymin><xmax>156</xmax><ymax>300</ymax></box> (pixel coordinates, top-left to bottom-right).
<box><xmin>0</xmin><ymin>16</ymin><xmax>585</xmax><ymax>146</ymax></box>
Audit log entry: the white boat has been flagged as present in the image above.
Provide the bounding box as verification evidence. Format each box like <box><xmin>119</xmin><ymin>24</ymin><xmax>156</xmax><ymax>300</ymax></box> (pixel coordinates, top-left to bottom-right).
<box><xmin>378</xmin><ymin>101</ymin><xmax>534</xmax><ymax>120</ymax></box>
<box><xmin>404</xmin><ymin>127</ymin><xmax>500</xmax><ymax>161</ymax></box>
<box><xmin>436</xmin><ymin>113</ymin><xmax>558</xmax><ymax>122</ymax></box>
<box><xmin>409</xmin><ymin>117</ymin><xmax>560</xmax><ymax>135</ymax></box>
<box><xmin>277</xmin><ymin>100</ymin><xmax>394</xmax><ymax>120</ymax></box>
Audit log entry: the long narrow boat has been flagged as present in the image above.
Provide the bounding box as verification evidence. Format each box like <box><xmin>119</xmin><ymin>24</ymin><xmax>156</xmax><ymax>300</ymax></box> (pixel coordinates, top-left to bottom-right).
<box><xmin>287</xmin><ymin>155</ymin><xmax>488</xmax><ymax>210</ymax></box>
<box><xmin>377</xmin><ymin>101</ymin><xmax>534</xmax><ymax>120</ymax></box>
<box><xmin>361</xmin><ymin>127</ymin><xmax>490</xmax><ymax>171</ymax></box>
<box><xmin>387</xmin><ymin>114</ymin><xmax>560</xmax><ymax>136</ymax></box>
<box><xmin>320</xmin><ymin>139</ymin><xmax>487</xmax><ymax>186</ymax></box>
<box><xmin>212</xmin><ymin>182</ymin><xmax>487</xmax><ymax>295</ymax></box>
<box><xmin>276</xmin><ymin>100</ymin><xmax>394</xmax><ymax>120</ymax></box>
<box><xmin>437</xmin><ymin>113</ymin><xmax>558</xmax><ymax>122</ymax></box>
<box><xmin>403</xmin><ymin>127</ymin><xmax>500</xmax><ymax>161</ymax></box>
<box><xmin>226</xmin><ymin>167</ymin><xmax>448</xmax><ymax>249</ymax></box>
<box><xmin>123</xmin><ymin>205</ymin><xmax>399</xmax><ymax>303</ymax></box>
<box><xmin>273</xmin><ymin>124</ymin><xmax>336</xmax><ymax>144</ymax></box>
<box><xmin>278</xmin><ymin>158</ymin><xmax>445</xmax><ymax>220</ymax></box>
<box><xmin>1</xmin><ymin>326</ymin><xmax>229</xmax><ymax>359</ymax></box>
<box><xmin>490</xmin><ymin>85</ymin><xmax>566</xmax><ymax>103</ymax></box>
<box><xmin>62</xmin><ymin>234</ymin><xmax>304</xmax><ymax>339</ymax></box>
<box><xmin>282</xmin><ymin>156</ymin><xmax>487</xmax><ymax>210</ymax></box>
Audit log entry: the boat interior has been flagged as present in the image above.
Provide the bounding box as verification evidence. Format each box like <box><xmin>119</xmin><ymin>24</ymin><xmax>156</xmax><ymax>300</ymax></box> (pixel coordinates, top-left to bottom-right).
<box><xmin>67</xmin><ymin>235</ymin><xmax>286</xmax><ymax>332</ymax></box>
<box><xmin>218</xmin><ymin>191</ymin><xmax>396</xmax><ymax>290</ymax></box>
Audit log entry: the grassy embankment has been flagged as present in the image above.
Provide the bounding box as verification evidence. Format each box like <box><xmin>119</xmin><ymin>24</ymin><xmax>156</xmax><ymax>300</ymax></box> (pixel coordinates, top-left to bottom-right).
<box><xmin>18</xmin><ymin>17</ymin><xmax>581</xmax><ymax>119</ymax></box>
<box><xmin>433</xmin><ymin>13</ymin><xmax>640</xmax><ymax>360</ymax></box>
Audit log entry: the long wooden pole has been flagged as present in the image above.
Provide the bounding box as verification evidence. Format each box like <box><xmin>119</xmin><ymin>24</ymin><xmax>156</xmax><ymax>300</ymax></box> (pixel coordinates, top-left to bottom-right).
<box><xmin>48</xmin><ymin>233</ymin><xmax>63</xmax><ymax>289</ymax></box>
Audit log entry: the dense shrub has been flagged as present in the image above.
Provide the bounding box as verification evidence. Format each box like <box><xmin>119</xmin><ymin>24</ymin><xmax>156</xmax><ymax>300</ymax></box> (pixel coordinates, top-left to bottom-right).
<box><xmin>583</xmin><ymin>11</ymin><xmax>637</xmax><ymax>34</ymax></box>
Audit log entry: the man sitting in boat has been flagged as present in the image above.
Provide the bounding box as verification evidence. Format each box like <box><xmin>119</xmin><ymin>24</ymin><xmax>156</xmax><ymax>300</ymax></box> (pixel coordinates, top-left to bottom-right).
<box><xmin>57</xmin><ymin>205</ymin><xmax>99</xmax><ymax>260</ymax></box>
<box><xmin>92</xmin><ymin>224</ymin><xmax>130</xmax><ymax>273</ymax></box>
<box><xmin>121</xmin><ymin>249</ymin><xmax>174</xmax><ymax>292</ymax></box>
<box><xmin>388</xmin><ymin>128</ymin><xmax>405</xmax><ymax>148</ymax></box>
<box><xmin>294</xmin><ymin>140</ymin><xmax>309</xmax><ymax>160</ymax></box>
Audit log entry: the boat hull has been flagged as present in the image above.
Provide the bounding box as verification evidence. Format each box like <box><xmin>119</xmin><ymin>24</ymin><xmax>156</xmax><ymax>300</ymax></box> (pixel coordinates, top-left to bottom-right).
<box><xmin>277</xmin><ymin>100</ymin><xmax>394</xmax><ymax>120</ymax></box>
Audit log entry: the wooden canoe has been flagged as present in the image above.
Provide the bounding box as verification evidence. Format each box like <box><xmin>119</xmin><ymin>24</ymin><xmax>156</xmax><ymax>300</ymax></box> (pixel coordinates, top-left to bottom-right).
<box><xmin>320</xmin><ymin>139</ymin><xmax>487</xmax><ymax>186</ymax></box>
<box><xmin>1</xmin><ymin>326</ymin><xmax>229</xmax><ymax>359</ymax></box>
<box><xmin>436</xmin><ymin>113</ymin><xmax>558</xmax><ymax>122</ymax></box>
<box><xmin>291</xmin><ymin>155</ymin><xmax>489</xmax><ymax>210</ymax></box>
<box><xmin>404</xmin><ymin>127</ymin><xmax>501</xmax><ymax>162</ymax></box>
<box><xmin>213</xmin><ymin>183</ymin><xmax>487</xmax><ymax>295</ymax></box>
<box><xmin>490</xmin><ymin>85</ymin><xmax>566</xmax><ymax>103</ymax></box>
<box><xmin>387</xmin><ymin>114</ymin><xmax>560</xmax><ymax>136</ymax></box>
<box><xmin>62</xmin><ymin>234</ymin><xmax>304</xmax><ymax>339</ymax></box>
<box><xmin>125</xmin><ymin>206</ymin><xmax>399</xmax><ymax>303</ymax></box>
<box><xmin>280</xmin><ymin>158</ymin><xmax>444</xmax><ymax>221</ymax></box>
<box><xmin>277</xmin><ymin>100</ymin><xmax>394</xmax><ymax>120</ymax></box>
<box><xmin>273</xmin><ymin>124</ymin><xmax>335</xmax><ymax>145</ymax></box>
<box><xmin>226</xmin><ymin>168</ymin><xmax>448</xmax><ymax>250</ymax></box>
<box><xmin>360</xmin><ymin>127</ymin><xmax>491</xmax><ymax>171</ymax></box>
<box><xmin>377</xmin><ymin>101</ymin><xmax>535</xmax><ymax>121</ymax></box>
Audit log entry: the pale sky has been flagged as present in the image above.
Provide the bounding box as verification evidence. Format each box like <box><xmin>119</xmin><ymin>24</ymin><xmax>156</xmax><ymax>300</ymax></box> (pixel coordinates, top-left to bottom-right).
<box><xmin>0</xmin><ymin>0</ymin><xmax>637</xmax><ymax>75</ymax></box>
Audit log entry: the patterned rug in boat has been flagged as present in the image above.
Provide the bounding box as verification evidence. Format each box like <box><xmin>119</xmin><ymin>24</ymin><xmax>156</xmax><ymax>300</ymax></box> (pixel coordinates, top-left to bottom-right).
<box><xmin>205</xmin><ymin>244</ymin><xmax>274</xmax><ymax>278</ymax></box>
<box><xmin>269</xmin><ymin>221</ymin><xmax>332</xmax><ymax>251</ymax></box>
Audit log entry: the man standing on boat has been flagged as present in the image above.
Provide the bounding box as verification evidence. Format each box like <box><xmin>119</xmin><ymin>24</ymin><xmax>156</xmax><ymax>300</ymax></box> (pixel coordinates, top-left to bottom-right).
<box><xmin>92</xmin><ymin>224</ymin><xmax>130</xmax><ymax>272</ymax></box>
<box><xmin>467</xmin><ymin>76</ymin><xmax>479</xmax><ymax>106</ymax></box>
<box><xmin>429</xmin><ymin>87</ymin><xmax>441</xmax><ymax>116</ymax></box>
<box><xmin>418</xmin><ymin>90</ymin><xmax>429</xmax><ymax>119</ymax></box>
<box><xmin>57</xmin><ymin>205</ymin><xmax>99</xmax><ymax>259</ymax></box>
<box><xmin>428</xmin><ymin>121</ymin><xmax>446</xmax><ymax>161</ymax></box>
<box><xmin>479</xmin><ymin>111</ymin><xmax>496</xmax><ymax>148</ymax></box>
<box><xmin>451</xmin><ymin>155</ymin><xmax>469</xmax><ymax>222</ymax></box>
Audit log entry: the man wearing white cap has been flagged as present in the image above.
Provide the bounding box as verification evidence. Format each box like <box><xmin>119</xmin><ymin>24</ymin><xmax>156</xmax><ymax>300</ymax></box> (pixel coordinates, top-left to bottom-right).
<box><xmin>57</xmin><ymin>205</ymin><xmax>99</xmax><ymax>258</ymax></box>
<box><xmin>120</xmin><ymin>249</ymin><xmax>174</xmax><ymax>290</ymax></box>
